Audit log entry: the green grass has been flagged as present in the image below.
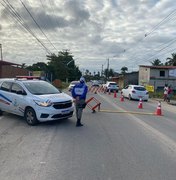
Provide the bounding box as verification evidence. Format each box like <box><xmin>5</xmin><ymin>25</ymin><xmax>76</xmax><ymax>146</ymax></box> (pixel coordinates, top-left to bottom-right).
<box><xmin>149</xmin><ymin>91</ymin><xmax>176</xmax><ymax>100</ymax></box>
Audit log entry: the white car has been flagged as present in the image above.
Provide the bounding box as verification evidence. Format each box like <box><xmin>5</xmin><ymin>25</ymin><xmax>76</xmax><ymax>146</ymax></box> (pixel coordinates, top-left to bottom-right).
<box><xmin>68</xmin><ymin>81</ymin><xmax>79</xmax><ymax>91</ymax></box>
<box><xmin>0</xmin><ymin>77</ymin><xmax>74</xmax><ymax>125</ymax></box>
<box><xmin>105</xmin><ymin>81</ymin><xmax>119</xmax><ymax>92</ymax></box>
<box><xmin>121</xmin><ymin>85</ymin><xmax>149</xmax><ymax>101</ymax></box>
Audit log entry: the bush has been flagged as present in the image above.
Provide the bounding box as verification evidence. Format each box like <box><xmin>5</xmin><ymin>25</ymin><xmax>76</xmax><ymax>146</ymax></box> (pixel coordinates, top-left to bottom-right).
<box><xmin>149</xmin><ymin>92</ymin><xmax>163</xmax><ymax>99</ymax></box>
<box><xmin>60</xmin><ymin>82</ymin><xmax>69</xmax><ymax>90</ymax></box>
<box><xmin>149</xmin><ymin>91</ymin><xmax>176</xmax><ymax>100</ymax></box>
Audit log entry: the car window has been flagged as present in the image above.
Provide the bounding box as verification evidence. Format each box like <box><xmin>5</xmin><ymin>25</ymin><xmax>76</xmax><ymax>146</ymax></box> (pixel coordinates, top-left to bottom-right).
<box><xmin>109</xmin><ymin>83</ymin><xmax>117</xmax><ymax>86</ymax></box>
<box><xmin>134</xmin><ymin>86</ymin><xmax>146</xmax><ymax>91</ymax></box>
<box><xmin>24</xmin><ymin>81</ymin><xmax>61</xmax><ymax>95</ymax></box>
<box><xmin>11</xmin><ymin>83</ymin><xmax>24</xmax><ymax>94</ymax></box>
<box><xmin>0</xmin><ymin>81</ymin><xmax>12</xmax><ymax>92</ymax></box>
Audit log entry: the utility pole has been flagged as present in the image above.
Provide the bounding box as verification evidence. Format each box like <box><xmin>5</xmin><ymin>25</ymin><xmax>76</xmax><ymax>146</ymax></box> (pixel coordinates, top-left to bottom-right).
<box><xmin>0</xmin><ymin>44</ymin><xmax>3</xmax><ymax>61</ymax></box>
<box><xmin>107</xmin><ymin>58</ymin><xmax>109</xmax><ymax>80</ymax></box>
<box><xmin>101</xmin><ymin>64</ymin><xmax>104</xmax><ymax>76</ymax></box>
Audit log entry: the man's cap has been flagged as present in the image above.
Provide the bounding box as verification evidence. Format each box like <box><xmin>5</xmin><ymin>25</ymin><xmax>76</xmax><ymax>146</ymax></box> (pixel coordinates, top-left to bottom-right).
<box><xmin>80</xmin><ymin>77</ymin><xmax>85</xmax><ymax>82</ymax></box>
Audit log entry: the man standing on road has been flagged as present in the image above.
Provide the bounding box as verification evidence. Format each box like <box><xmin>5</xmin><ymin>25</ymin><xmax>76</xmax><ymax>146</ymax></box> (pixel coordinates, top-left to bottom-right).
<box><xmin>71</xmin><ymin>77</ymin><xmax>88</xmax><ymax>127</ymax></box>
<box><xmin>167</xmin><ymin>85</ymin><xmax>173</xmax><ymax>103</ymax></box>
<box><xmin>163</xmin><ymin>84</ymin><xmax>168</xmax><ymax>101</ymax></box>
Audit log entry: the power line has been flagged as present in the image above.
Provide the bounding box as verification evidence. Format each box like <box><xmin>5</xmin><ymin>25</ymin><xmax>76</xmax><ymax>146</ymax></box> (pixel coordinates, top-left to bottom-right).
<box><xmin>1</xmin><ymin>0</ymin><xmax>52</xmax><ymax>54</ymax></box>
<box><xmin>19</xmin><ymin>0</ymin><xmax>57</xmax><ymax>51</ymax></box>
<box><xmin>145</xmin><ymin>9</ymin><xmax>176</xmax><ymax>37</ymax></box>
<box><xmin>116</xmin><ymin>8</ymin><xmax>176</xmax><ymax>68</ymax></box>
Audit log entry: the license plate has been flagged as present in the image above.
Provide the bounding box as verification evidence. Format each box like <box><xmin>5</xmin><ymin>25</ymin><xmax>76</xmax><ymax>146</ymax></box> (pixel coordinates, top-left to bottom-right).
<box><xmin>61</xmin><ymin>110</ymin><xmax>70</xmax><ymax>114</ymax></box>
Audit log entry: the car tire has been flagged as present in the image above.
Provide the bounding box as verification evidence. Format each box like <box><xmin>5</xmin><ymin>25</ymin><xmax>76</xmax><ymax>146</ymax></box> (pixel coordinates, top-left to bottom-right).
<box><xmin>24</xmin><ymin>107</ymin><xmax>38</xmax><ymax>126</ymax></box>
<box><xmin>128</xmin><ymin>94</ymin><xmax>132</xmax><ymax>100</ymax></box>
<box><xmin>0</xmin><ymin>110</ymin><xmax>3</xmax><ymax>116</ymax></box>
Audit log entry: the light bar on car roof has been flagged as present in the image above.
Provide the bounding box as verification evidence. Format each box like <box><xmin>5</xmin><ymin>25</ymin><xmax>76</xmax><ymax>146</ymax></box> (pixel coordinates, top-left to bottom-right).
<box><xmin>16</xmin><ymin>76</ymin><xmax>41</xmax><ymax>80</ymax></box>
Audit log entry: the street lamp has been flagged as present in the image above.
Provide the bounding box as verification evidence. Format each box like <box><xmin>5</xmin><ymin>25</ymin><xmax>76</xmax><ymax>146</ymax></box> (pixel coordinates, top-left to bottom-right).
<box><xmin>66</xmin><ymin>59</ymin><xmax>74</xmax><ymax>66</ymax></box>
<box><xmin>65</xmin><ymin>59</ymin><xmax>76</xmax><ymax>83</ymax></box>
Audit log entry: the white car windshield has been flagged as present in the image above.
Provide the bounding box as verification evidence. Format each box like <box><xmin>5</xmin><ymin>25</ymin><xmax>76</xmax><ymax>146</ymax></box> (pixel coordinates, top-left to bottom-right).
<box><xmin>109</xmin><ymin>83</ymin><xmax>117</xmax><ymax>86</ymax></box>
<box><xmin>24</xmin><ymin>81</ymin><xmax>61</xmax><ymax>95</ymax></box>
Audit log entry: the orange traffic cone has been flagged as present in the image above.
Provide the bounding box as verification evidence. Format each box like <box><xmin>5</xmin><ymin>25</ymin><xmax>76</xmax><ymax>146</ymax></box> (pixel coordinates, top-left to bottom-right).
<box><xmin>120</xmin><ymin>95</ymin><xmax>124</xmax><ymax>102</ymax></box>
<box><xmin>138</xmin><ymin>98</ymin><xmax>143</xmax><ymax>109</ymax></box>
<box><xmin>155</xmin><ymin>101</ymin><xmax>162</xmax><ymax>116</ymax></box>
<box><xmin>114</xmin><ymin>91</ymin><xmax>117</xmax><ymax>98</ymax></box>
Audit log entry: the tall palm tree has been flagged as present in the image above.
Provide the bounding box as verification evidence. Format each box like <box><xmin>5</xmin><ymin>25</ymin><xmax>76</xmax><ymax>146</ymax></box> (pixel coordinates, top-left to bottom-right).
<box><xmin>121</xmin><ymin>66</ymin><xmax>128</xmax><ymax>75</ymax></box>
<box><xmin>150</xmin><ymin>59</ymin><xmax>163</xmax><ymax>66</ymax></box>
<box><xmin>166</xmin><ymin>53</ymin><xmax>176</xmax><ymax>66</ymax></box>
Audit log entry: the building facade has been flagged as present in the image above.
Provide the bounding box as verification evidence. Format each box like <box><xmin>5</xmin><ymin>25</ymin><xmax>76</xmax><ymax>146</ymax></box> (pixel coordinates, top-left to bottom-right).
<box><xmin>139</xmin><ymin>65</ymin><xmax>176</xmax><ymax>91</ymax></box>
<box><xmin>0</xmin><ymin>60</ymin><xmax>30</xmax><ymax>78</ymax></box>
<box><xmin>111</xmin><ymin>71</ymin><xmax>139</xmax><ymax>89</ymax></box>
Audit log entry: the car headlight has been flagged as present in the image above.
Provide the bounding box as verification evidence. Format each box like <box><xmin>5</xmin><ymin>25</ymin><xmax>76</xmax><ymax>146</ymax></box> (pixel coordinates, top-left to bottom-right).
<box><xmin>34</xmin><ymin>100</ymin><xmax>53</xmax><ymax>107</ymax></box>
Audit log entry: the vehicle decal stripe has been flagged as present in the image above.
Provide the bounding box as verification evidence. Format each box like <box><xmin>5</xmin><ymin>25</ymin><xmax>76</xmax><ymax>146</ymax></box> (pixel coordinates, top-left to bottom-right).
<box><xmin>0</xmin><ymin>94</ymin><xmax>12</xmax><ymax>103</ymax></box>
<box><xmin>19</xmin><ymin>107</ymin><xmax>24</xmax><ymax>113</ymax></box>
<box><xmin>0</xmin><ymin>99</ymin><xmax>10</xmax><ymax>105</ymax></box>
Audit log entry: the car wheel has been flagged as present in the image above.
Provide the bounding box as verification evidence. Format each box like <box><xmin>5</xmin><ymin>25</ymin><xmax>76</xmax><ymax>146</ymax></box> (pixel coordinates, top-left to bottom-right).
<box><xmin>128</xmin><ymin>94</ymin><xmax>132</xmax><ymax>100</ymax></box>
<box><xmin>0</xmin><ymin>109</ymin><xmax>3</xmax><ymax>115</ymax></box>
<box><xmin>24</xmin><ymin>107</ymin><xmax>38</xmax><ymax>126</ymax></box>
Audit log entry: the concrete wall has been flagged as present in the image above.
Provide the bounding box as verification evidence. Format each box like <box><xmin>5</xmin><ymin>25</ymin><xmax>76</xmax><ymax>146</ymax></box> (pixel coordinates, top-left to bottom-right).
<box><xmin>111</xmin><ymin>72</ymin><xmax>138</xmax><ymax>89</ymax></box>
<box><xmin>150</xmin><ymin>68</ymin><xmax>176</xmax><ymax>90</ymax></box>
<box><xmin>139</xmin><ymin>67</ymin><xmax>150</xmax><ymax>85</ymax></box>
<box><xmin>125</xmin><ymin>72</ymin><xmax>138</xmax><ymax>86</ymax></box>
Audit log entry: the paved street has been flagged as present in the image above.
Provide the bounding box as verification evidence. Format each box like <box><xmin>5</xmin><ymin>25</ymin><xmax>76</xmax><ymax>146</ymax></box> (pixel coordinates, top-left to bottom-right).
<box><xmin>0</xmin><ymin>92</ymin><xmax>176</xmax><ymax>180</ymax></box>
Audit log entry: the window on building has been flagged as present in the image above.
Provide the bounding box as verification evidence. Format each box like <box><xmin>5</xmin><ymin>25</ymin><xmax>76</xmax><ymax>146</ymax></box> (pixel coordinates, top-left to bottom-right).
<box><xmin>160</xmin><ymin>71</ymin><xmax>165</xmax><ymax>77</ymax></box>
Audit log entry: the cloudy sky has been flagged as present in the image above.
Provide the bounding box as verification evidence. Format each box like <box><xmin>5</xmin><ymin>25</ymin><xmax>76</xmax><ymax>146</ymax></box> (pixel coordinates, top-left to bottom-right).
<box><xmin>0</xmin><ymin>0</ymin><xmax>176</xmax><ymax>73</ymax></box>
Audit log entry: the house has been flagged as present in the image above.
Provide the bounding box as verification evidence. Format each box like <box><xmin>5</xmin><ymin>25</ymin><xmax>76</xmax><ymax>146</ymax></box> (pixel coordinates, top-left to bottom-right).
<box><xmin>0</xmin><ymin>60</ymin><xmax>30</xmax><ymax>78</ymax></box>
<box><xmin>139</xmin><ymin>65</ymin><xmax>176</xmax><ymax>91</ymax></box>
<box><xmin>111</xmin><ymin>71</ymin><xmax>139</xmax><ymax>89</ymax></box>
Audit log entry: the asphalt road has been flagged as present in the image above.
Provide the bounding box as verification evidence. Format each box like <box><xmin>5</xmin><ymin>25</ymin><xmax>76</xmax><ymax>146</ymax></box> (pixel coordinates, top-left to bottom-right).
<box><xmin>0</xmin><ymin>91</ymin><xmax>176</xmax><ymax>180</ymax></box>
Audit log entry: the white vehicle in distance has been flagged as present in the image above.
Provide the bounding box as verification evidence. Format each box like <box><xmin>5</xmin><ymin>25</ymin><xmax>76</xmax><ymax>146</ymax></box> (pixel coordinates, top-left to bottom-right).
<box><xmin>68</xmin><ymin>81</ymin><xmax>79</xmax><ymax>91</ymax></box>
<box><xmin>91</xmin><ymin>80</ymin><xmax>100</xmax><ymax>87</ymax></box>
<box><xmin>121</xmin><ymin>85</ymin><xmax>149</xmax><ymax>101</ymax></box>
<box><xmin>0</xmin><ymin>76</ymin><xmax>74</xmax><ymax>125</ymax></box>
<box><xmin>105</xmin><ymin>81</ymin><xmax>119</xmax><ymax>93</ymax></box>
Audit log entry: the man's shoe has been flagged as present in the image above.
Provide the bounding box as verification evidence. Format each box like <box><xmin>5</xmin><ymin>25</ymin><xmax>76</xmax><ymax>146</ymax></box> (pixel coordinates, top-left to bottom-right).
<box><xmin>76</xmin><ymin>123</ymin><xmax>83</xmax><ymax>127</ymax></box>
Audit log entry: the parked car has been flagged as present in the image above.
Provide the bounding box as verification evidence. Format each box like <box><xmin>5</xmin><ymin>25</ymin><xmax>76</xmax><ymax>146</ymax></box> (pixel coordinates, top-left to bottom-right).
<box><xmin>0</xmin><ymin>77</ymin><xmax>74</xmax><ymax>125</ymax></box>
<box><xmin>91</xmin><ymin>80</ymin><xmax>100</xmax><ymax>87</ymax></box>
<box><xmin>105</xmin><ymin>81</ymin><xmax>119</xmax><ymax>92</ymax></box>
<box><xmin>68</xmin><ymin>81</ymin><xmax>79</xmax><ymax>91</ymax></box>
<box><xmin>121</xmin><ymin>85</ymin><xmax>149</xmax><ymax>101</ymax></box>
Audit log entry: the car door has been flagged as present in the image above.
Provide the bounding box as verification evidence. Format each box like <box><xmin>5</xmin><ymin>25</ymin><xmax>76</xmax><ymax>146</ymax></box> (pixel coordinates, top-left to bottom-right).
<box><xmin>10</xmin><ymin>83</ymin><xmax>27</xmax><ymax>116</ymax></box>
<box><xmin>0</xmin><ymin>81</ymin><xmax>13</xmax><ymax>112</ymax></box>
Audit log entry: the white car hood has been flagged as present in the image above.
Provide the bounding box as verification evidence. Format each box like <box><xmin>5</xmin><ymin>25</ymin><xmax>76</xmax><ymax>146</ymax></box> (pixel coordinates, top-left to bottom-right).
<box><xmin>34</xmin><ymin>92</ymin><xmax>73</xmax><ymax>103</ymax></box>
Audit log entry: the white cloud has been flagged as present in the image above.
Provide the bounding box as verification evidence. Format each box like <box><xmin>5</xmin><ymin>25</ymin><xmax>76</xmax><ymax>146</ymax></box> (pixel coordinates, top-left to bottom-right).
<box><xmin>0</xmin><ymin>0</ymin><xmax>176</xmax><ymax>73</ymax></box>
